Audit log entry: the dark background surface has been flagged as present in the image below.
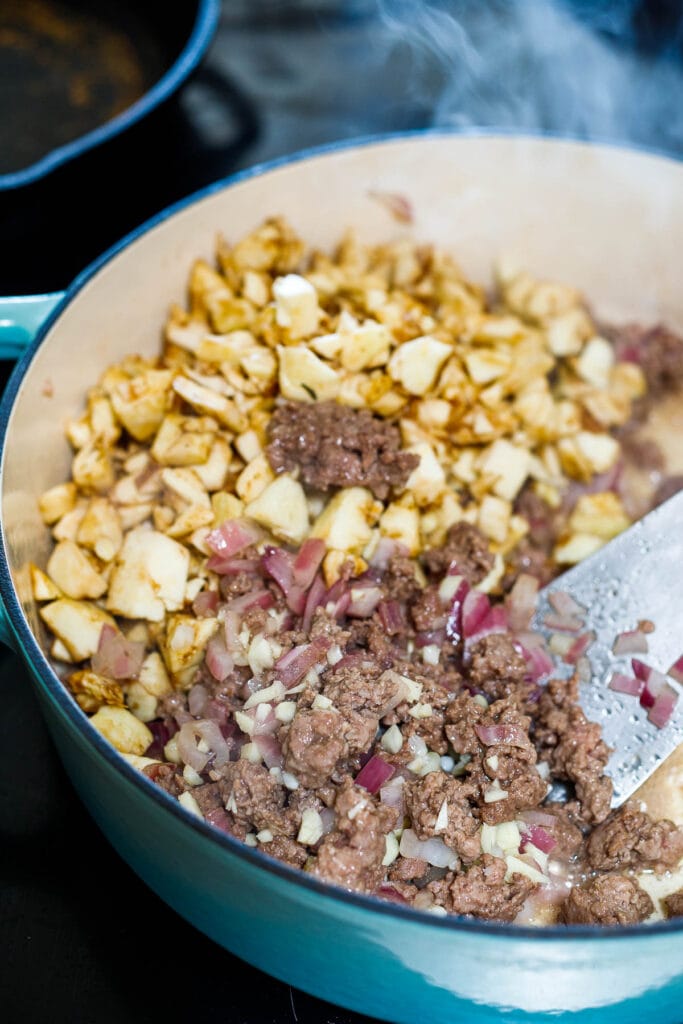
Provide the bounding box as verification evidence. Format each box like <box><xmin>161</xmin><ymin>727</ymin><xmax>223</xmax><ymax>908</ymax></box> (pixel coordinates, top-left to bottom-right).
<box><xmin>2</xmin><ymin>2</ymin><xmax>683</xmax><ymax>1022</ymax></box>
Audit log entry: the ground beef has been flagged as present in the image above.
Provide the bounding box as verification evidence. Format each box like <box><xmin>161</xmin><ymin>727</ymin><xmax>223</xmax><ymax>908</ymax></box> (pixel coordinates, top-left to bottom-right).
<box><xmin>382</xmin><ymin>550</ymin><xmax>422</xmax><ymax>603</ymax></box>
<box><xmin>503</xmin><ymin>538</ymin><xmax>557</xmax><ymax>589</ymax></box>
<box><xmin>467</xmin><ymin>633</ymin><xmax>530</xmax><ymax>703</ymax></box>
<box><xmin>560</xmin><ymin>875</ymin><xmax>654</xmax><ymax>926</ymax></box>
<box><xmin>586</xmin><ymin>805</ymin><xmax>683</xmax><ymax>873</ymax></box>
<box><xmin>388</xmin><ymin>857</ymin><xmax>429</xmax><ymax>883</ymax></box>
<box><xmin>143</xmin><ymin>761</ymin><xmax>183</xmax><ymax>797</ymax></box>
<box><xmin>421</xmin><ymin>522</ymin><xmax>494</xmax><ymax>583</ymax></box>
<box><xmin>400</xmin><ymin>711</ymin><xmax>449</xmax><ymax>755</ymax></box>
<box><xmin>282</xmin><ymin>707</ymin><xmax>350</xmax><ymax>789</ymax></box>
<box><xmin>619</xmin><ymin>324</ymin><xmax>683</xmax><ymax>397</ymax></box>
<box><xmin>663</xmin><ymin>890</ymin><xmax>683</xmax><ymax>919</ymax></box>
<box><xmin>444</xmin><ymin>692</ymin><xmax>487</xmax><ymax>756</ymax></box>
<box><xmin>405</xmin><ymin>772</ymin><xmax>481</xmax><ymax>863</ymax></box>
<box><xmin>543</xmin><ymin>803</ymin><xmax>586</xmax><ymax>861</ymax></box>
<box><xmin>410</xmin><ymin>585</ymin><xmax>447</xmax><ymax>632</ymax></box>
<box><xmin>263</xmin><ymin>835</ymin><xmax>309</xmax><ymax>870</ymax></box>
<box><xmin>503</xmin><ymin>487</ymin><xmax>564</xmax><ymax>588</ymax></box>
<box><xmin>652</xmin><ymin>474</ymin><xmax>683</xmax><ymax>509</ymax></box>
<box><xmin>322</xmin><ymin>662</ymin><xmax>404</xmax><ymax>755</ymax></box>
<box><xmin>265</xmin><ymin>400</ymin><xmax>418</xmax><ymax>499</ymax></box>
<box><xmin>535</xmin><ymin>675</ymin><xmax>613</xmax><ymax>824</ymax></box>
<box><xmin>615</xmin><ymin>427</ymin><xmax>665</xmax><ymax>476</ymax></box>
<box><xmin>515</xmin><ymin>486</ymin><xmax>561</xmax><ymax>552</ymax></box>
<box><xmin>428</xmin><ymin>854</ymin><xmax>537</xmax><ymax>921</ymax></box>
<box><xmin>219</xmin><ymin>760</ymin><xmax>289</xmax><ymax>835</ymax></box>
<box><xmin>313</xmin><ymin>780</ymin><xmax>396</xmax><ymax>892</ymax></box>
<box><xmin>322</xmin><ymin>662</ymin><xmax>402</xmax><ymax>719</ymax></box>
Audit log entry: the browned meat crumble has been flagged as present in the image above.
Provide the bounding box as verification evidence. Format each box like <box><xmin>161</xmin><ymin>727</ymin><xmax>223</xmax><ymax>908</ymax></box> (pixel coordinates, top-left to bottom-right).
<box><xmin>266</xmin><ymin>400</ymin><xmax>419</xmax><ymax>500</ymax></box>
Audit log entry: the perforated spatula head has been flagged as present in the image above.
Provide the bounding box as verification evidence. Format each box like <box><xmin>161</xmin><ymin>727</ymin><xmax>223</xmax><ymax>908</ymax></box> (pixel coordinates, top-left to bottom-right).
<box><xmin>532</xmin><ymin>488</ymin><xmax>683</xmax><ymax>809</ymax></box>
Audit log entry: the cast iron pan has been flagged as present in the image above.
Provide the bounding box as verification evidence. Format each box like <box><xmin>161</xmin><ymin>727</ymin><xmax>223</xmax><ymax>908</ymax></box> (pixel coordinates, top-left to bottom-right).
<box><xmin>0</xmin><ymin>0</ymin><xmax>260</xmax><ymax>294</ymax></box>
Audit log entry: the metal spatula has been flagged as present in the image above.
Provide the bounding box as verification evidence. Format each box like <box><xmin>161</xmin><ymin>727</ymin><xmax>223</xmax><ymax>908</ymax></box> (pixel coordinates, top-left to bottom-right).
<box><xmin>532</xmin><ymin>488</ymin><xmax>683</xmax><ymax>809</ymax></box>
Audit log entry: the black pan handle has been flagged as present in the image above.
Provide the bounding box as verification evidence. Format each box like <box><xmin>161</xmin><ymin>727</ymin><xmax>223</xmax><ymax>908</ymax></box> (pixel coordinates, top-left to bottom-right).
<box><xmin>174</xmin><ymin>63</ymin><xmax>261</xmax><ymax>164</ymax></box>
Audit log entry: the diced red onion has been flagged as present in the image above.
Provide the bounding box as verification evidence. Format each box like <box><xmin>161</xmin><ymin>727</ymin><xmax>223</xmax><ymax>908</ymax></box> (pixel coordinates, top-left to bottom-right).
<box><xmin>319</xmin><ymin>807</ymin><xmax>336</xmax><ymax>836</ymax></box>
<box><xmin>517</xmin><ymin>809</ymin><xmax>557</xmax><ymax>828</ymax></box>
<box><xmin>461</xmin><ymin>590</ymin><xmax>491</xmax><ymax>638</ymax></box>
<box><xmin>609</xmin><ymin>672</ymin><xmax>644</xmax><ymax>697</ymax></box>
<box><xmin>515</xmin><ymin>635</ymin><xmax>554</xmax><ymax>682</ymax></box>
<box><xmin>292</xmin><ymin>538</ymin><xmax>326</xmax><ymax>589</ymax></box>
<box><xmin>324</xmin><ymin>581</ymin><xmax>351</xmax><ymax>621</ymax></box>
<box><xmin>242</xmin><ymin>703</ymin><xmax>279</xmax><ymax>736</ymax></box>
<box><xmin>333</xmin><ymin>592</ymin><xmax>353</xmax><ymax>620</ymax></box>
<box><xmin>281</xmin><ymin>537</ymin><xmax>327</xmax><ymax>616</ymax></box>
<box><xmin>414</xmin><ymin>627</ymin><xmax>446</xmax><ymax>649</ymax></box>
<box><xmin>225</xmin><ymin>588</ymin><xmax>274</xmax><ymax>616</ymax></box>
<box><xmin>206</xmin><ymin>518</ymin><xmax>262</xmax><ymax>558</ymax></box>
<box><xmin>369</xmin><ymin>537</ymin><xmax>400</xmax><ymax>570</ymax></box>
<box><xmin>475</xmin><ymin>723</ymin><xmax>528</xmax><ymax>748</ymax></box>
<box><xmin>177</xmin><ymin>721</ymin><xmax>211</xmax><ymax>772</ymax></box>
<box><xmin>261</xmin><ymin>544</ymin><xmax>294</xmax><ymax>590</ymax></box>
<box><xmin>379</xmin><ymin>775</ymin><xmax>405</xmax><ymax>812</ymax></box>
<box><xmin>647</xmin><ymin>685</ymin><xmax>679</xmax><ymax>729</ymax></box>
<box><xmin>564</xmin><ymin>631</ymin><xmax>595</xmax><ymax>665</ymax></box>
<box><xmin>207</xmin><ymin>557</ymin><xmax>261</xmax><ymax>576</ymax></box>
<box><xmin>367</xmin><ymin>189</ymin><xmax>414</xmax><ymax>224</ymax></box>
<box><xmin>548</xmin><ymin>590</ymin><xmax>586</xmax><ymax>620</ymax></box>
<box><xmin>286</xmin><ymin>584</ymin><xmax>308</xmax><ymax>616</ymax></box>
<box><xmin>206</xmin><ymin>698</ymin><xmax>232</xmax><ymax>727</ymax></box>
<box><xmin>377</xmin><ymin>599</ymin><xmax>407</xmax><ymax>635</ymax></box>
<box><xmin>325</xmin><ymin>577</ymin><xmax>348</xmax><ymax>605</ymax></box>
<box><xmin>519</xmin><ymin>824</ymin><xmax>557</xmax><ymax>854</ymax></box>
<box><xmin>638</xmin><ymin>666</ymin><xmax>679</xmax><ymax>727</ymax></box>
<box><xmin>223</xmin><ymin>610</ymin><xmax>242</xmax><ymax>654</ymax></box>
<box><xmin>575</xmin><ymin>655</ymin><xmax>591</xmax><ymax>683</ymax></box>
<box><xmin>253</xmin><ymin>733</ymin><xmax>284</xmax><ymax>768</ymax></box>
<box><xmin>188</xmin><ymin>683</ymin><xmax>210</xmax><ymax>717</ymax></box>
<box><xmin>542</xmin><ymin>611</ymin><xmax>584</xmax><ymax>633</ymax></box>
<box><xmin>144</xmin><ymin>719</ymin><xmax>173</xmax><ymax>761</ymax></box>
<box><xmin>192</xmin><ymin>589</ymin><xmax>220</xmax><ymax>617</ymax></box>
<box><xmin>668</xmin><ymin>655</ymin><xmax>683</xmax><ymax>685</ymax></box>
<box><xmin>612</xmin><ymin>630</ymin><xmax>649</xmax><ymax>655</ymax></box>
<box><xmin>302</xmin><ymin>573</ymin><xmax>327</xmax><ymax>632</ymax></box>
<box><xmin>466</xmin><ymin>604</ymin><xmax>509</xmax><ymax>645</ymax></box>
<box><xmin>347</xmin><ymin>584</ymin><xmax>383</xmax><ymax>618</ymax></box>
<box><xmin>195</xmin><ymin>719</ymin><xmax>232</xmax><ymax>768</ymax></box>
<box><xmin>92</xmin><ymin>624</ymin><xmax>145</xmax><ymax>680</ymax></box>
<box><xmin>355</xmin><ymin>754</ymin><xmax>395</xmax><ymax>794</ymax></box>
<box><xmin>204</xmin><ymin>807</ymin><xmax>233</xmax><ymax>833</ymax></box>
<box><xmin>632</xmin><ymin>658</ymin><xmax>651</xmax><ymax>683</ymax></box>
<box><xmin>505</xmin><ymin>573</ymin><xmax>539</xmax><ymax>632</ymax></box>
<box><xmin>178</xmin><ymin>719</ymin><xmax>232</xmax><ymax>771</ymax></box>
<box><xmin>445</xmin><ymin>576</ymin><xmax>470</xmax><ymax>643</ymax></box>
<box><xmin>398</xmin><ymin>828</ymin><xmax>457</xmax><ymax>869</ymax></box>
<box><xmin>206</xmin><ymin>634</ymin><xmax>234</xmax><ymax>682</ymax></box>
<box><xmin>377</xmin><ymin>883</ymin><xmax>409</xmax><ymax>904</ymax></box>
<box><xmin>274</xmin><ymin>637</ymin><xmax>331</xmax><ymax>688</ymax></box>
<box><xmin>172</xmin><ymin>706</ymin><xmax>193</xmax><ymax>728</ymax></box>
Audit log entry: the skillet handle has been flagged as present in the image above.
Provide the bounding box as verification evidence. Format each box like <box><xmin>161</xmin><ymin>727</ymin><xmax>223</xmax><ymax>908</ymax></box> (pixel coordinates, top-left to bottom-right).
<box><xmin>0</xmin><ymin>293</ymin><xmax>65</xmax><ymax>360</ymax></box>
<box><xmin>0</xmin><ymin>292</ymin><xmax>65</xmax><ymax>649</ymax></box>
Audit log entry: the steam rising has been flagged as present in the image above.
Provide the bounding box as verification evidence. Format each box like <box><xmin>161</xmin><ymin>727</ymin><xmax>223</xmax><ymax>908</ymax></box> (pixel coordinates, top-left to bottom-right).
<box><xmin>375</xmin><ymin>0</ymin><xmax>683</xmax><ymax>154</ymax></box>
